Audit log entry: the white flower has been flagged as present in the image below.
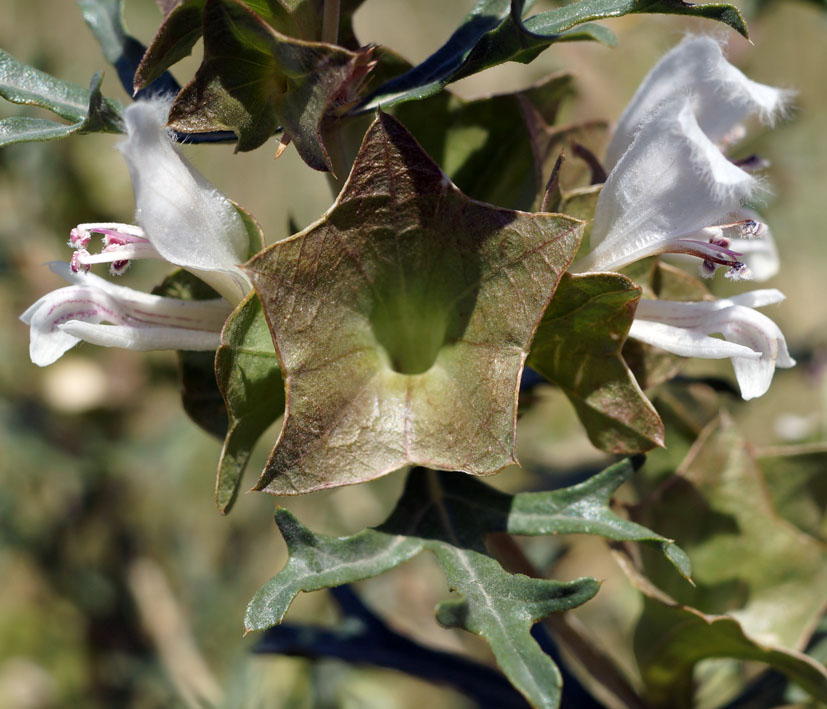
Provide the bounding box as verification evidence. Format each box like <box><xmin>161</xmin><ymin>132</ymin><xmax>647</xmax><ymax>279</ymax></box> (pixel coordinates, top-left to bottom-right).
<box><xmin>573</xmin><ymin>36</ymin><xmax>789</xmax><ymax>282</ymax></box>
<box><xmin>574</xmin><ymin>96</ymin><xmax>761</xmax><ymax>279</ymax></box>
<box><xmin>21</xmin><ymin>99</ymin><xmax>253</xmax><ymax>366</ymax></box>
<box><xmin>21</xmin><ymin>264</ymin><xmax>231</xmax><ymax>367</ymax></box>
<box><xmin>629</xmin><ymin>290</ymin><xmax>795</xmax><ymax>400</ymax></box>
<box><xmin>605</xmin><ymin>35</ymin><xmax>790</xmax><ymax>170</ymax></box>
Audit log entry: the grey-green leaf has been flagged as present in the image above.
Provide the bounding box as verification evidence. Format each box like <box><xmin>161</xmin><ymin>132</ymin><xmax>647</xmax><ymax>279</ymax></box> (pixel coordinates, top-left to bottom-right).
<box><xmin>0</xmin><ymin>50</ymin><xmax>123</xmax><ymax>146</ymax></box>
<box><xmin>248</xmin><ymin>460</ymin><xmax>689</xmax><ymax>706</ymax></box>
<box><xmin>509</xmin><ymin>458</ymin><xmax>690</xmax><ymax>579</ymax></box>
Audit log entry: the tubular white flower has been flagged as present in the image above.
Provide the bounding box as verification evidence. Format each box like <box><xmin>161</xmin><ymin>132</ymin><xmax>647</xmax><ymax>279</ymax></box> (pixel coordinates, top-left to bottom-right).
<box><xmin>574</xmin><ymin>97</ymin><xmax>759</xmax><ymax>278</ymax></box>
<box><xmin>22</xmin><ymin>98</ymin><xmax>257</xmax><ymax>366</ymax></box>
<box><xmin>629</xmin><ymin>290</ymin><xmax>795</xmax><ymax>400</ymax></box>
<box><xmin>605</xmin><ymin>35</ymin><xmax>790</xmax><ymax>169</ymax></box>
<box><xmin>20</xmin><ymin>263</ymin><xmax>232</xmax><ymax>367</ymax></box>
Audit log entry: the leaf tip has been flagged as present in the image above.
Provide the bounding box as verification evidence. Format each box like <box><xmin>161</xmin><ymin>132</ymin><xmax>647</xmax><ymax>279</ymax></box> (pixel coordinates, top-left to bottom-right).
<box><xmin>663</xmin><ymin>541</ymin><xmax>693</xmax><ymax>582</ymax></box>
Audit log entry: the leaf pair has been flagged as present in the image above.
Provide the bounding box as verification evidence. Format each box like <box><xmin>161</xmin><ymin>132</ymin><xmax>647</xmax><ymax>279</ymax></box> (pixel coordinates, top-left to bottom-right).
<box><xmin>247</xmin><ymin>458</ymin><xmax>691</xmax><ymax>708</ymax></box>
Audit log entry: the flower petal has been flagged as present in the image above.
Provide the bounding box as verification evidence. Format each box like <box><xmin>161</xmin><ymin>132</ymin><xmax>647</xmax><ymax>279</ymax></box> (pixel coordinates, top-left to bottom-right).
<box><xmin>20</xmin><ymin>263</ymin><xmax>231</xmax><ymax>366</ymax></box>
<box><xmin>628</xmin><ymin>318</ymin><xmax>761</xmax><ymax>360</ymax></box>
<box><xmin>606</xmin><ymin>35</ymin><xmax>791</xmax><ymax>168</ymax></box>
<box><xmin>119</xmin><ymin>100</ymin><xmax>251</xmax><ymax>303</ymax></box>
<box><xmin>631</xmin><ymin>293</ymin><xmax>794</xmax><ymax>399</ymax></box>
<box><xmin>59</xmin><ymin>321</ymin><xmax>221</xmax><ymax>353</ymax></box>
<box><xmin>576</xmin><ymin>98</ymin><xmax>756</xmax><ymax>273</ymax></box>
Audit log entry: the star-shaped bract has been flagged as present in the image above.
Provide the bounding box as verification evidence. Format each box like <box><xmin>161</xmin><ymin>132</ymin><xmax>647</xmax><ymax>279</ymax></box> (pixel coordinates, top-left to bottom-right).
<box><xmin>246</xmin><ymin>113</ymin><xmax>583</xmax><ymax>494</ymax></box>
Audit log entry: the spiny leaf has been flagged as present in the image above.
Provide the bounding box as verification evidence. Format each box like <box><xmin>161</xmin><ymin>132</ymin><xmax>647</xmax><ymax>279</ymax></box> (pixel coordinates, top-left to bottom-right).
<box><xmin>165</xmin><ymin>0</ymin><xmax>374</xmax><ymax>168</ymax></box>
<box><xmin>508</xmin><ymin>457</ymin><xmax>690</xmax><ymax>578</ymax></box>
<box><xmin>244</xmin><ymin>112</ymin><xmax>583</xmax><ymax>494</ymax></box>
<box><xmin>0</xmin><ymin>51</ymin><xmax>123</xmax><ymax>146</ymax></box>
<box><xmin>627</xmin><ymin>416</ymin><xmax>827</xmax><ymax>706</ymax></box>
<box><xmin>361</xmin><ymin>0</ymin><xmax>747</xmax><ymax>111</ymax></box>
<box><xmin>432</xmin><ymin>547</ymin><xmax>595</xmax><ymax>709</ymax></box>
<box><xmin>248</xmin><ymin>460</ymin><xmax>686</xmax><ymax>706</ymax></box>
<box><xmin>528</xmin><ymin>272</ymin><xmax>664</xmax><ymax>454</ymax></box>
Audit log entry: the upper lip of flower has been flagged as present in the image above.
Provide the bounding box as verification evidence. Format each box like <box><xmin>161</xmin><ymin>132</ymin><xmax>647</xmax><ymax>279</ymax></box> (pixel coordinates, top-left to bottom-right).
<box><xmin>572</xmin><ymin>35</ymin><xmax>790</xmax><ymax>283</ymax></box>
<box><xmin>604</xmin><ymin>35</ymin><xmax>791</xmax><ymax>171</ymax></box>
<box><xmin>572</xmin><ymin>96</ymin><xmax>761</xmax><ymax>279</ymax></box>
<box><xmin>71</xmin><ymin>98</ymin><xmax>253</xmax><ymax>305</ymax></box>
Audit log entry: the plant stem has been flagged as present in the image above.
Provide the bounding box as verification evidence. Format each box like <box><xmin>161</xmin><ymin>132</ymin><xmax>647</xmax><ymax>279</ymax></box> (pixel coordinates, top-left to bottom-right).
<box><xmin>487</xmin><ymin>533</ymin><xmax>650</xmax><ymax>709</ymax></box>
<box><xmin>322</xmin><ymin>0</ymin><xmax>340</xmax><ymax>45</ymax></box>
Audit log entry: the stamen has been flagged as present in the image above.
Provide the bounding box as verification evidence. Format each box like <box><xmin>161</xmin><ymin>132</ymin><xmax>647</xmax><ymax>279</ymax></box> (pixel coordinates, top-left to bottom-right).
<box><xmin>68</xmin><ymin>223</ymin><xmax>158</xmax><ymax>276</ymax></box>
<box><xmin>109</xmin><ymin>260</ymin><xmax>131</xmax><ymax>277</ymax></box>
<box><xmin>70</xmin><ymin>249</ymin><xmax>91</xmax><ymax>274</ymax></box>
<box><xmin>69</xmin><ymin>228</ymin><xmax>91</xmax><ymax>249</ymax></box>
<box><xmin>724</xmin><ymin>261</ymin><xmax>750</xmax><ymax>280</ymax></box>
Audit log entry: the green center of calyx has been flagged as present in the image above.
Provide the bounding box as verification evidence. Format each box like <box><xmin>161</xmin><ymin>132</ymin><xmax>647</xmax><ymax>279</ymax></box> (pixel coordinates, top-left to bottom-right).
<box><xmin>369</xmin><ymin>246</ymin><xmax>476</xmax><ymax>376</ymax></box>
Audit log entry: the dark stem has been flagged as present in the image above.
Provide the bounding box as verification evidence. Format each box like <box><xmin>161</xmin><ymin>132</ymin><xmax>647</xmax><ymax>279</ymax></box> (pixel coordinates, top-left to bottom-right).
<box><xmin>322</xmin><ymin>0</ymin><xmax>340</xmax><ymax>45</ymax></box>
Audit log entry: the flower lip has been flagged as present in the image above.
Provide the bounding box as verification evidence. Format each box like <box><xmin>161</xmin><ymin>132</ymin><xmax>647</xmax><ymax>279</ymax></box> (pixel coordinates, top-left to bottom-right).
<box><xmin>574</xmin><ymin>97</ymin><xmax>761</xmax><ymax>279</ymax></box>
<box><xmin>20</xmin><ymin>262</ymin><xmax>231</xmax><ymax>366</ymax></box>
<box><xmin>630</xmin><ymin>289</ymin><xmax>795</xmax><ymax>400</ymax></box>
<box><xmin>605</xmin><ymin>35</ymin><xmax>792</xmax><ymax>169</ymax></box>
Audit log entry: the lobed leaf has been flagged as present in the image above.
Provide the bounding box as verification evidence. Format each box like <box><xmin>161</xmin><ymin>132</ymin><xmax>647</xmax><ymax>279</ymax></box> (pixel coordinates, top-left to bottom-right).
<box><xmin>248</xmin><ymin>460</ymin><xmax>684</xmax><ymax>706</ymax></box>
<box><xmin>245</xmin><ymin>111</ymin><xmax>583</xmax><ymax>494</ymax></box>
<box><xmin>508</xmin><ymin>457</ymin><xmax>690</xmax><ymax>578</ymax></box>
<box><xmin>362</xmin><ymin>0</ymin><xmax>747</xmax><ymax>110</ymax></box>
<box><xmin>528</xmin><ymin>272</ymin><xmax>665</xmax><ymax>454</ymax></box>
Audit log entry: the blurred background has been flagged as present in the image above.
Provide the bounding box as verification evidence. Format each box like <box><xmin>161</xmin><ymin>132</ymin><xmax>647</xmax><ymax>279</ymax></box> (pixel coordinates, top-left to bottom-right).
<box><xmin>0</xmin><ymin>1</ymin><xmax>825</xmax><ymax>706</ymax></box>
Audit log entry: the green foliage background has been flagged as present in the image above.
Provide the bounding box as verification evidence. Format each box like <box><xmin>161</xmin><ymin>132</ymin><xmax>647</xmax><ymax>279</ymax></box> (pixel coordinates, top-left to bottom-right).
<box><xmin>0</xmin><ymin>0</ymin><xmax>825</xmax><ymax>706</ymax></box>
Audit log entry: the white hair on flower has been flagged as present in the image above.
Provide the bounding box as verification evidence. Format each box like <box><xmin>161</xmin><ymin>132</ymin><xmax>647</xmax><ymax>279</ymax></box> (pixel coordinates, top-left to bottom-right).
<box><xmin>605</xmin><ymin>34</ymin><xmax>792</xmax><ymax>169</ymax></box>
